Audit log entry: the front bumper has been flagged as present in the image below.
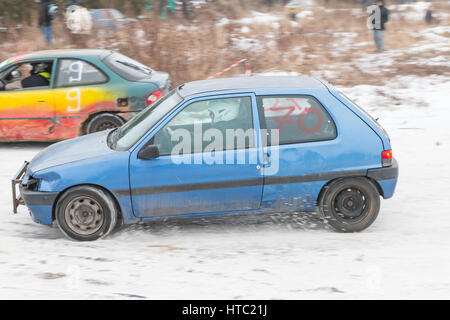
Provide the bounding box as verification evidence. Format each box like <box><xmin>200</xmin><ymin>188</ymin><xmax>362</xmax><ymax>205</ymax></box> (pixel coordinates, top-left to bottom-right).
<box><xmin>12</xmin><ymin>161</ymin><xmax>58</xmax><ymax>215</ymax></box>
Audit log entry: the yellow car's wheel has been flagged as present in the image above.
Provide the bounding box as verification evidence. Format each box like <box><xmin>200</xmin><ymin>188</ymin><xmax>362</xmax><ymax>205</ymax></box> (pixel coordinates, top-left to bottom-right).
<box><xmin>86</xmin><ymin>113</ymin><xmax>125</xmax><ymax>134</ymax></box>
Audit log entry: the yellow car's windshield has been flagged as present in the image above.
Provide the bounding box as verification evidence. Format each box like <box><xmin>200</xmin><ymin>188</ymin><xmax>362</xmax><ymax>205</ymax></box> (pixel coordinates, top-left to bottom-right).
<box><xmin>0</xmin><ymin>59</ymin><xmax>9</xmax><ymax>71</ymax></box>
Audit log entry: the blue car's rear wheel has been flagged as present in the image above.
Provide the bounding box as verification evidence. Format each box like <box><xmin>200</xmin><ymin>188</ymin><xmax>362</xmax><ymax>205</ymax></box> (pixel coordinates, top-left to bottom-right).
<box><xmin>55</xmin><ymin>186</ymin><xmax>118</xmax><ymax>241</ymax></box>
<box><xmin>319</xmin><ymin>178</ymin><xmax>380</xmax><ymax>232</ymax></box>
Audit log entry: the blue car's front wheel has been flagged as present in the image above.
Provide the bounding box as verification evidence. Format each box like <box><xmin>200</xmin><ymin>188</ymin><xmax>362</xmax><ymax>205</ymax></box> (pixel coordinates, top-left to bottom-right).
<box><xmin>55</xmin><ymin>186</ymin><xmax>118</xmax><ymax>241</ymax></box>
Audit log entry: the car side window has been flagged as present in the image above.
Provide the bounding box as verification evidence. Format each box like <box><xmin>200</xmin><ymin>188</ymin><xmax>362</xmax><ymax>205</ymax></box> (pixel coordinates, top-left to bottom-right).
<box><xmin>153</xmin><ymin>97</ymin><xmax>254</xmax><ymax>156</ymax></box>
<box><xmin>56</xmin><ymin>59</ymin><xmax>108</xmax><ymax>88</ymax></box>
<box><xmin>2</xmin><ymin>61</ymin><xmax>54</xmax><ymax>91</ymax></box>
<box><xmin>259</xmin><ymin>95</ymin><xmax>337</xmax><ymax>146</ymax></box>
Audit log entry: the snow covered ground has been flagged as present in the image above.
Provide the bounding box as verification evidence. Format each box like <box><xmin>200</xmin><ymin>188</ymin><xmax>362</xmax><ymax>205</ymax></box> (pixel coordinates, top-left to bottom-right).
<box><xmin>0</xmin><ymin>74</ymin><xmax>449</xmax><ymax>300</ymax></box>
<box><xmin>0</xmin><ymin>1</ymin><xmax>449</xmax><ymax>300</ymax></box>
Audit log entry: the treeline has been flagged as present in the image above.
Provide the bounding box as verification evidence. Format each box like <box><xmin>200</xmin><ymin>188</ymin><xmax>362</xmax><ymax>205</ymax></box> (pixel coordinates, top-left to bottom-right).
<box><xmin>0</xmin><ymin>0</ymin><xmax>342</xmax><ymax>25</ymax></box>
<box><xmin>0</xmin><ymin>0</ymin><xmax>159</xmax><ymax>25</ymax></box>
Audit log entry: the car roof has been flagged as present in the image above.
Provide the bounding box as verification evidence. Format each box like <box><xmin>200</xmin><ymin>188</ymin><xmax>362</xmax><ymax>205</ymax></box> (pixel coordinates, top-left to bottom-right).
<box><xmin>8</xmin><ymin>49</ymin><xmax>113</xmax><ymax>62</ymax></box>
<box><xmin>179</xmin><ymin>75</ymin><xmax>327</xmax><ymax>97</ymax></box>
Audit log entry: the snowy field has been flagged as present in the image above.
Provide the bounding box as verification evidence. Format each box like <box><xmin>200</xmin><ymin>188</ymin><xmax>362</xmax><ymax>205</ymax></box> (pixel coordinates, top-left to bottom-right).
<box><xmin>0</xmin><ymin>1</ymin><xmax>449</xmax><ymax>300</ymax></box>
<box><xmin>0</xmin><ymin>74</ymin><xmax>449</xmax><ymax>300</ymax></box>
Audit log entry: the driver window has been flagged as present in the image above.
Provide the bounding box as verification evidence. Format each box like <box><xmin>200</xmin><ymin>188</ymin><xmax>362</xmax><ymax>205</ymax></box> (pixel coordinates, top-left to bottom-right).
<box><xmin>153</xmin><ymin>97</ymin><xmax>254</xmax><ymax>156</ymax></box>
<box><xmin>3</xmin><ymin>61</ymin><xmax>53</xmax><ymax>91</ymax></box>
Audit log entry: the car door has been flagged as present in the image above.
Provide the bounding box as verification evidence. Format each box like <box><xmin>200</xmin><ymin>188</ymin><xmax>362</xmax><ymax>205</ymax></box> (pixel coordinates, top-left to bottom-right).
<box><xmin>129</xmin><ymin>93</ymin><xmax>264</xmax><ymax>218</ymax></box>
<box><xmin>0</xmin><ymin>60</ymin><xmax>56</xmax><ymax>140</ymax></box>
<box><xmin>51</xmin><ymin>58</ymin><xmax>112</xmax><ymax>139</ymax></box>
<box><xmin>257</xmin><ymin>92</ymin><xmax>340</xmax><ymax>212</ymax></box>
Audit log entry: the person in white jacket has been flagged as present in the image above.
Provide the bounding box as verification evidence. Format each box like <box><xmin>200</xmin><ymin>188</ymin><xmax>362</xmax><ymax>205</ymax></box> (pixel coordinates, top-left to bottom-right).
<box><xmin>65</xmin><ymin>4</ymin><xmax>93</xmax><ymax>35</ymax></box>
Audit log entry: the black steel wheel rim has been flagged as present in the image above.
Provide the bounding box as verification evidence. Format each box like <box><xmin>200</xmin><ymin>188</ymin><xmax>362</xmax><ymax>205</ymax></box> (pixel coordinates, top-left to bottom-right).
<box><xmin>332</xmin><ymin>188</ymin><xmax>369</xmax><ymax>220</ymax></box>
<box><xmin>64</xmin><ymin>196</ymin><xmax>105</xmax><ymax>235</ymax></box>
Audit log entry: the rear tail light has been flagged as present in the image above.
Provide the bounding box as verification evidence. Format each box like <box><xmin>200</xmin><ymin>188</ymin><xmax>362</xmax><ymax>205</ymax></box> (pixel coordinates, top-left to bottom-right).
<box><xmin>146</xmin><ymin>89</ymin><xmax>164</xmax><ymax>106</ymax></box>
<box><xmin>382</xmin><ymin>150</ymin><xmax>393</xmax><ymax>167</ymax></box>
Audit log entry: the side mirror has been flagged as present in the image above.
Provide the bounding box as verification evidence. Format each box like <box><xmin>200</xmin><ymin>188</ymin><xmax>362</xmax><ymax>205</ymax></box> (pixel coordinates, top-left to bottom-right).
<box><xmin>138</xmin><ymin>144</ymin><xmax>160</xmax><ymax>160</ymax></box>
<box><xmin>0</xmin><ymin>79</ymin><xmax>5</xmax><ymax>91</ymax></box>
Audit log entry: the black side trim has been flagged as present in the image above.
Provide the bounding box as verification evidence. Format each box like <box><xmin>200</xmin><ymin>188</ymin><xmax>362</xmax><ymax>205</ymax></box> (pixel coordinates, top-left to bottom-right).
<box><xmin>115</xmin><ymin>189</ymin><xmax>131</xmax><ymax>198</ymax></box>
<box><xmin>113</xmin><ymin>170</ymin><xmax>368</xmax><ymax>197</ymax></box>
<box><xmin>120</xmin><ymin>178</ymin><xmax>263</xmax><ymax>197</ymax></box>
<box><xmin>264</xmin><ymin>170</ymin><xmax>367</xmax><ymax>185</ymax></box>
<box><xmin>19</xmin><ymin>186</ymin><xmax>58</xmax><ymax>207</ymax></box>
<box><xmin>367</xmin><ymin>159</ymin><xmax>399</xmax><ymax>181</ymax></box>
<box><xmin>0</xmin><ymin>116</ymin><xmax>82</xmax><ymax>124</ymax></box>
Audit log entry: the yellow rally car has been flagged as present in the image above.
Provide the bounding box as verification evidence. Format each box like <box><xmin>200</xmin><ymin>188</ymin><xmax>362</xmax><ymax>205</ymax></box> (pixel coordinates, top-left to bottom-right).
<box><xmin>0</xmin><ymin>49</ymin><xmax>171</xmax><ymax>142</ymax></box>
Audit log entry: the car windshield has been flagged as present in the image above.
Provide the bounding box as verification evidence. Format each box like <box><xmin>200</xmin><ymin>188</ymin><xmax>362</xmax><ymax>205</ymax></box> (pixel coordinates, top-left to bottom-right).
<box><xmin>110</xmin><ymin>90</ymin><xmax>183</xmax><ymax>151</ymax></box>
<box><xmin>103</xmin><ymin>52</ymin><xmax>153</xmax><ymax>81</ymax></box>
<box><xmin>110</xmin><ymin>9</ymin><xmax>124</xmax><ymax>19</ymax></box>
<box><xmin>0</xmin><ymin>59</ymin><xmax>9</xmax><ymax>70</ymax></box>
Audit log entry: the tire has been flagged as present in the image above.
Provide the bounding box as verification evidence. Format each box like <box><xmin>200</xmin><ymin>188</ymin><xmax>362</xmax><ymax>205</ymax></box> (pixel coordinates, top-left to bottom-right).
<box><xmin>86</xmin><ymin>113</ymin><xmax>124</xmax><ymax>134</ymax></box>
<box><xmin>319</xmin><ymin>177</ymin><xmax>380</xmax><ymax>233</ymax></box>
<box><xmin>55</xmin><ymin>186</ymin><xmax>118</xmax><ymax>241</ymax></box>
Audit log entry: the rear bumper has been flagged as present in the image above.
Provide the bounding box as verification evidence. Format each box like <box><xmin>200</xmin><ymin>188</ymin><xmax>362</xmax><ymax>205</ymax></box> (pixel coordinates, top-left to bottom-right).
<box><xmin>367</xmin><ymin>158</ymin><xmax>399</xmax><ymax>181</ymax></box>
<box><xmin>367</xmin><ymin>158</ymin><xmax>399</xmax><ymax>199</ymax></box>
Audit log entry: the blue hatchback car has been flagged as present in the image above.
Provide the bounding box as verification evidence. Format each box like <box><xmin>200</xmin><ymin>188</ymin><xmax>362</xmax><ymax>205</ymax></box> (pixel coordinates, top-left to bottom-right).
<box><xmin>12</xmin><ymin>76</ymin><xmax>398</xmax><ymax>241</ymax></box>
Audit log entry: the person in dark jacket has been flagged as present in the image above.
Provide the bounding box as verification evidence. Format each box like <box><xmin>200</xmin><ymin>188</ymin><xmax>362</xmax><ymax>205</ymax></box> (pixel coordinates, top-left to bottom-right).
<box><xmin>39</xmin><ymin>0</ymin><xmax>53</xmax><ymax>46</ymax></box>
<box><xmin>425</xmin><ymin>4</ymin><xmax>436</xmax><ymax>24</ymax></box>
<box><xmin>22</xmin><ymin>63</ymin><xmax>52</xmax><ymax>88</ymax></box>
<box><xmin>369</xmin><ymin>0</ymin><xmax>389</xmax><ymax>52</ymax></box>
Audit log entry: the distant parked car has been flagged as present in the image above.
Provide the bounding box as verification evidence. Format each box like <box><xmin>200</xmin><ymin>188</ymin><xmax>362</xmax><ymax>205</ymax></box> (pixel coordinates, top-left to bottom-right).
<box><xmin>13</xmin><ymin>76</ymin><xmax>398</xmax><ymax>241</ymax></box>
<box><xmin>91</xmin><ymin>8</ymin><xmax>138</xmax><ymax>31</ymax></box>
<box><xmin>0</xmin><ymin>49</ymin><xmax>171</xmax><ymax>142</ymax></box>
<box><xmin>284</xmin><ymin>0</ymin><xmax>316</xmax><ymax>19</ymax></box>
<box><xmin>175</xmin><ymin>0</ymin><xmax>209</xmax><ymax>12</ymax></box>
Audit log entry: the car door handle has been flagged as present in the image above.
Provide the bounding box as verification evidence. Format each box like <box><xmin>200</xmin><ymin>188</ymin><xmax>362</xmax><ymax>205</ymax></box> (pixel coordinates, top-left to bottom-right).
<box><xmin>37</xmin><ymin>100</ymin><xmax>46</xmax><ymax>103</ymax></box>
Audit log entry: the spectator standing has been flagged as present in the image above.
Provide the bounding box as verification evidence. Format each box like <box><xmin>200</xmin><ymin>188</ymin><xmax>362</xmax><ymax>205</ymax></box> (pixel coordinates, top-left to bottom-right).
<box><xmin>39</xmin><ymin>0</ymin><xmax>53</xmax><ymax>46</ymax></box>
<box><xmin>182</xmin><ymin>0</ymin><xmax>190</xmax><ymax>19</ymax></box>
<box><xmin>369</xmin><ymin>0</ymin><xmax>389</xmax><ymax>52</ymax></box>
<box><xmin>425</xmin><ymin>4</ymin><xmax>435</xmax><ymax>24</ymax></box>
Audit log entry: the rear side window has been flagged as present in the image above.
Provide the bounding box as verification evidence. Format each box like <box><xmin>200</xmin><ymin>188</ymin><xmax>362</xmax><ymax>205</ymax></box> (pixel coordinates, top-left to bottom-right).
<box><xmin>56</xmin><ymin>59</ymin><xmax>108</xmax><ymax>88</ymax></box>
<box><xmin>258</xmin><ymin>95</ymin><xmax>337</xmax><ymax>146</ymax></box>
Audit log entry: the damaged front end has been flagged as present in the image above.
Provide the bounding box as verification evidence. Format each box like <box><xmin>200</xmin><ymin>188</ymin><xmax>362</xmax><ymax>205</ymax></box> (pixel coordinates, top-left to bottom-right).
<box><xmin>12</xmin><ymin>161</ymin><xmax>58</xmax><ymax>225</ymax></box>
<box><xmin>12</xmin><ymin>161</ymin><xmax>30</xmax><ymax>214</ymax></box>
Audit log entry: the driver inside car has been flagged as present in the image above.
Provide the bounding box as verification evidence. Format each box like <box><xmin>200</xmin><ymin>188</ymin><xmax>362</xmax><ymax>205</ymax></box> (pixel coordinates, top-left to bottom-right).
<box><xmin>5</xmin><ymin>62</ymin><xmax>52</xmax><ymax>91</ymax></box>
